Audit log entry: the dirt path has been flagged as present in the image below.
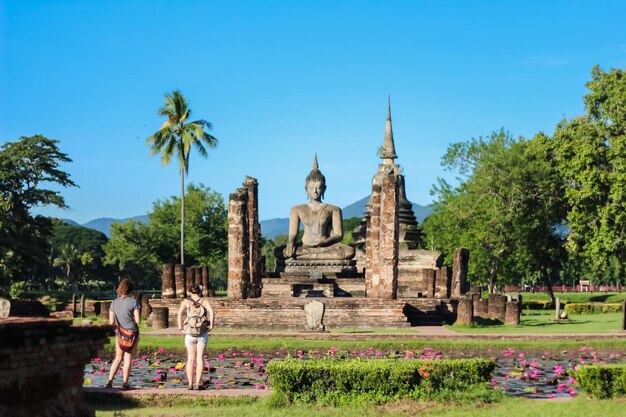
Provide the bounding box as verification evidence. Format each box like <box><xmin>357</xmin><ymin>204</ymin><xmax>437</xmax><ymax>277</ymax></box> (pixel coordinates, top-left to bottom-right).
<box><xmin>85</xmin><ymin>386</ymin><xmax>269</xmax><ymax>398</ymax></box>
<box><xmin>143</xmin><ymin>326</ymin><xmax>626</xmax><ymax>340</ymax></box>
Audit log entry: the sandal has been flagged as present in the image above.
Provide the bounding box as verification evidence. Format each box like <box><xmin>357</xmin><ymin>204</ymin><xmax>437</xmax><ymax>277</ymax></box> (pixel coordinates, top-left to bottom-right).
<box><xmin>104</xmin><ymin>380</ymin><xmax>113</xmax><ymax>389</ymax></box>
<box><xmin>122</xmin><ymin>382</ymin><xmax>131</xmax><ymax>390</ymax></box>
<box><xmin>188</xmin><ymin>385</ymin><xmax>194</xmax><ymax>390</ymax></box>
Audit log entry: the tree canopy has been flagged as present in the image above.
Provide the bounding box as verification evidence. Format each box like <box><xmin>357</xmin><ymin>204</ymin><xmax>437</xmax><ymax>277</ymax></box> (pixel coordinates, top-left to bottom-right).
<box><xmin>103</xmin><ymin>183</ymin><xmax>227</xmax><ymax>288</ymax></box>
<box><xmin>423</xmin><ymin>130</ymin><xmax>566</xmax><ymax>295</ymax></box>
<box><xmin>0</xmin><ymin>135</ymin><xmax>76</xmax><ymax>290</ymax></box>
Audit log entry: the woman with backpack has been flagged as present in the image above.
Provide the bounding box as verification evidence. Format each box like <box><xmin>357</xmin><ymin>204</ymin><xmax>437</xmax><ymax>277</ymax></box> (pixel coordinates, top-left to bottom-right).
<box><xmin>177</xmin><ymin>284</ymin><xmax>214</xmax><ymax>390</ymax></box>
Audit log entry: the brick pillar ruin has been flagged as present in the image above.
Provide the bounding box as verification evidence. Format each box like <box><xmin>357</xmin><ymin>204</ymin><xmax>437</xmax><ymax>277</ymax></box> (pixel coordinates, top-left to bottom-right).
<box><xmin>424</xmin><ymin>269</ymin><xmax>436</xmax><ymax>297</ymax></box>
<box><xmin>434</xmin><ymin>266</ymin><xmax>451</xmax><ymax>298</ymax></box>
<box><xmin>175</xmin><ymin>264</ymin><xmax>186</xmax><ymax>298</ymax></box>
<box><xmin>227</xmin><ymin>187</ymin><xmax>250</xmax><ymax>299</ymax></box>
<box><xmin>194</xmin><ymin>267</ymin><xmax>202</xmax><ymax>291</ymax></box>
<box><xmin>161</xmin><ymin>263</ymin><xmax>175</xmax><ymax>299</ymax></box>
<box><xmin>186</xmin><ymin>266</ymin><xmax>194</xmax><ymax>293</ymax></box>
<box><xmin>201</xmin><ymin>266</ymin><xmax>209</xmax><ymax>297</ymax></box>
<box><xmin>476</xmin><ymin>298</ymin><xmax>489</xmax><ymax>318</ymax></box>
<box><xmin>488</xmin><ymin>294</ymin><xmax>507</xmax><ymax>321</ymax></box>
<box><xmin>451</xmin><ymin>248</ymin><xmax>469</xmax><ymax>298</ymax></box>
<box><xmin>244</xmin><ymin>177</ymin><xmax>262</xmax><ymax>298</ymax></box>
<box><xmin>365</xmin><ymin>171</ymin><xmax>399</xmax><ymax>299</ymax></box>
<box><xmin>456</xmin><ymin>296</ymin><xmax>473</xmax><ymax>325</ymax></box>
<box><xmin>505</xmin><ymin>300</ymin><xmax>521</xmax><ymax>325</ymax></box>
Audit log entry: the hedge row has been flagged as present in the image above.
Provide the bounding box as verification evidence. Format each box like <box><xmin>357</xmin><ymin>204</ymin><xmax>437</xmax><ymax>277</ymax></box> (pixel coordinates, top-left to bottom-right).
<box><xmin>575</xmin><ymin>365</ymin><xmax>626</xmax><ymax>398</ymax></box>
<box><xmin>564</xmin><ymin>303</ymin><xmax>623</xmax><ymax>315</ymax></box>
<box><xmin>522</xmin><ymin>300</ymin><xmax>557</xmax><ymax>310</ymax></box>
<box><xmin>266</xmin><ymin>358</ymin><xmax>495</xmax><ymax>404</ymax></box>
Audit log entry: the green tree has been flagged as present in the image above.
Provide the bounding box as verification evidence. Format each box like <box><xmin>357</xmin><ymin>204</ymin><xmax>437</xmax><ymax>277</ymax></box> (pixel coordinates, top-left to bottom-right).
<box><xmin>53</xmin><ymin>243</ymin><xmax>93</xmax><ymax>295</ymax></box>
<box><xmin>103</xmin><ymin>184</ymin><xmax>227</xmax><ymax>288</ymax></box>
<box><xmin>550</xmin><ymin>66</ymin><xmax>626</xmax><ymax>281</ymax></box>
<box><xmin>103</xmin><ymin>220</ymin><xmax>161</xmax><ymax>288</ymax></box>
<box><xmin>0</xmin><ymin>135</ymin><xmax>76</xmax><ymax>291</ymax></box>
<box><xmin>150</xmin><ymin>183</ymin><xmax>227</xmax><ymax>266</ymax></box>
<box><xmin>146</xmin><ymin>90</ymin><xmax>217</xmax><ymax>266</ymax></box>
<box><xmin>423</xmin><ymin>130</ymin><xmax>566</xmax><ymax>300</ymax></box>
<box><xmin>49</xmin><ymin>221</ymin><xmax>115</xmax><ymax>287</ymax></box>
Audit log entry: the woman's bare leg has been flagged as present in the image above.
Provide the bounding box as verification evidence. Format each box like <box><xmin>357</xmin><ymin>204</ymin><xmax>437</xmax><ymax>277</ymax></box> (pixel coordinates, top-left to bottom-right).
<box><xmin>195</xmin><ymin>343</ymin><xmax>205</xmax><ymax>385</ymax></box>
<box><xmin>107</xmin><ymin>341</ymin><xmax>124</xmax><ymax>382</ymax></box>
<box><xmin>186</xmin><ymin>344</ymin><xmax>197</xmax><ymax>387</ymax></box>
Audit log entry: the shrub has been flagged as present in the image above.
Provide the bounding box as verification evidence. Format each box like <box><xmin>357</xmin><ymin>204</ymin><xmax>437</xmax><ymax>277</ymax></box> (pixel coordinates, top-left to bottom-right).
<box><xmin>575</xmin><ymin>365</ymin><xmax>626</xmax><ymax>398</ymax></box>
<box><xmin>9</xmin><ymin>281</ymin><xmax>27</xmax><ymax>299</ymax></box>
<box><xmin>565</xmin><ymin>303</ymin><xmax>623</xmax><ymax>315</ymax></box>
<box><xmin>266</xmin><ymin>358</ymin><xmax>495</xmax><ymax>405</ymax></box>
<box><xmin>522</xmin><ymin>300</ymin><xmax>555</xmax><ymax>310</ymax></box>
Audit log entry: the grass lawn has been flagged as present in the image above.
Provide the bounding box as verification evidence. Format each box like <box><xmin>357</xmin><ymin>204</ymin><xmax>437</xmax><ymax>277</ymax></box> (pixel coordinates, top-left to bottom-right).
<box><xmin>95</xmin><ymin>334</ymin><xmax>626</xmax><ymax>356</ymax></box>
<box><xmin>507</xmin><ymin>291</ymin><xmax>626</xmax><ymax>304</ymax></box>
<box><xmin>450</xmin><ymin>312</ymin><xmax>625</xmax><ymax>334</ymax></box>
<box><xmin>89</xmin><ymin>395</ymin><xmax>626</xmax><ymax>417</ymax></box>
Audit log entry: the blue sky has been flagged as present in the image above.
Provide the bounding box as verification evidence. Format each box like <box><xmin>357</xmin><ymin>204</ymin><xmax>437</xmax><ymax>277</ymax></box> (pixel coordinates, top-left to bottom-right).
<box><xmin>2</xmin><ymin>0</ymin><xmax>626</xmax><ymax>224</ymax></box>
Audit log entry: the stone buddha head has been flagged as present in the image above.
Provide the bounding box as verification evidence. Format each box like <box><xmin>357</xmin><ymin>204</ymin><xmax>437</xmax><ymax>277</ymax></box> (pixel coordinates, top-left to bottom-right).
<box><xmin>305</xmin><ymin>154</ymin><xmax>326</xmax><ymax>201</ymax></box>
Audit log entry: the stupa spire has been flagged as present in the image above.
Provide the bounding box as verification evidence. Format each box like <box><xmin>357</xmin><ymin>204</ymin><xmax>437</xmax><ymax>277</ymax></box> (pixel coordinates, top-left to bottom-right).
<box><xmin>381</xmin><ymin>96</ymin><xmax>397</xmax><ymax>165</ymax></box>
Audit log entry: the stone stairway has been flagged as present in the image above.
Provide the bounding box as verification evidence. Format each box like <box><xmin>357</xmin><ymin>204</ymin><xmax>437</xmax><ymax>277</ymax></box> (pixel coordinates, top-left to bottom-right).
<box><xmin>402</xmin><ymin>299</ymin><xmax>453</xmax><ymax>326</ymax></box>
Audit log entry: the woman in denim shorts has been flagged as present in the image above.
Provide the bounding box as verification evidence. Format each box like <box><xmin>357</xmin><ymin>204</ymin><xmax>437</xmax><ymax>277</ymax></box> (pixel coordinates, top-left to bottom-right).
<box><xmin>177</xmin><ymin>284</ymin><xmax>214</xmax><ymax>390</ymax></box>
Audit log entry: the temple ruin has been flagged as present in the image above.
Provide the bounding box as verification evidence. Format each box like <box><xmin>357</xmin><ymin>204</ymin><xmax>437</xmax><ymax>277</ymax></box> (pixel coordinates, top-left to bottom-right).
<box><xmin>152</xmin><ymin>101</ymin><xmax>476</xmax><ymax>330</ymax></box>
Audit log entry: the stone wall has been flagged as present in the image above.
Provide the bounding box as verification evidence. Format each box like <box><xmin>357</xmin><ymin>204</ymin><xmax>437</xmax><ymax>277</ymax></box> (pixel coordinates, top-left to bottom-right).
<box><xmin>0</xmin><ymin>318</ymin><xmax>113</xmax><ymax>417</ymax></box>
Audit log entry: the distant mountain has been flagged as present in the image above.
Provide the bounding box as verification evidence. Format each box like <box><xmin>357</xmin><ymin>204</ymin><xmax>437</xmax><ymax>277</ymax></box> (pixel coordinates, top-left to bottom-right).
<box><xmin>259</xmin><ymin>196</ymin><xmax>433</xmax><ymax>239</ymax></box>
<box><xmin>69</xmin><ymin>197</ymin><xmax>434</xmax><ymax>240</ymax></box>
<box><xmin>342</xmin><ymin>196</ymin><xmax>370</xmax><ymax>219</ymax></box>
<box><xmin>81</xmin><ymin>215</ymin><xmax>149</xmax><ymax>237</ymax></box>
<box><xmin>59</xmin><ymin>218</ymin><xmax>80</xmax><ymax>227</ymax></box>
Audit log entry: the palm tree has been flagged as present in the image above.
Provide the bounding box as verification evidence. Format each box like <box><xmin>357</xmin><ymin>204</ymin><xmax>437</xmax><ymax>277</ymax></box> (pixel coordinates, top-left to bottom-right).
<box><xmin>147</xmin><ymin>90</ymin><xmax>217</xmax><ymax>266</ymax></box>
<box><xmin>53</xmin><ymin>244</ymin><xmax>81</xmax><ymax>295</ymax></box>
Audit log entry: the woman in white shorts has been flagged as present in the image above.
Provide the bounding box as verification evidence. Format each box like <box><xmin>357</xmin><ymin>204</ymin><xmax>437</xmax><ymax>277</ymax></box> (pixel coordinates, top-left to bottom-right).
<box><xmin>177</xmin><ymin>284</ymin><xmax>214</xmax><ymax>390</ymax></box>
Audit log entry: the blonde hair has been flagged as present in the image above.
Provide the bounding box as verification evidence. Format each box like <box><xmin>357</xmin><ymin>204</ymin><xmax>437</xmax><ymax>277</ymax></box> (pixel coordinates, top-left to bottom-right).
<box><xmin>117</xmin><ymin>278</ymin><xmax>134</xmax><ymax>297</ymax></box>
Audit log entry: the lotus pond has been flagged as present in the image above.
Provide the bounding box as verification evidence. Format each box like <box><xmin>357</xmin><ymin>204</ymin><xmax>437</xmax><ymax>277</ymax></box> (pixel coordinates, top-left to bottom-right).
<box><xmin>84</xmin><ymin>345</ymin><xmax>625</xmax><ymax>398</ymax></box>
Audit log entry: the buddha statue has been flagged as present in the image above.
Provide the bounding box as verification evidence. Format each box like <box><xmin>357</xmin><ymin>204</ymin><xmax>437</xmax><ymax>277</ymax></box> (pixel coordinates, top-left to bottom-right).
<box><xmin>275</xmin><ymin>155</ymin><xmax>355</xmax><ymax>273</ymax></box>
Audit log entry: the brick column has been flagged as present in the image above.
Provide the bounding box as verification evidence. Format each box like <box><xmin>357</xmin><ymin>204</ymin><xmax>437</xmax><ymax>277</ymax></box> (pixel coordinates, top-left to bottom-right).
<box><xmin>244</xmin><ymin>176</ymin><xmax>262</xmax><ymax>298</ymax></box>
<box><xmin>161</xmin><ymin>263</ymin><xmax>175</xmax><ymax>299</ymax></box>
<box><xmin>201</xmin><ymin>266</ymin><xmax>209</xmax><ymax>297</ymax></box>
<box><xmin>186</xmin><ymin>266</ymin><xmax>194</xmax><ymax>293</ymax></box>
<box><xmin>476</xmin><ymin>298</ymin><xmax>489</xmax><ymax>318</ymax></box>
<box><xmin>175</xmin><ymin>263</ymin><xmax>186</xmax><ymax>299</ymax></box>
<box><xmin>365</xmin><ymin>185</ymin><xmax>381</xmax><ymax>295</ymax></box>
<box><xmin>456</xmin><ymin>296</ymin><xmax>473</xmax><ymax>325</ymax></box>
<box><xmin>451</xmin><ymin>248</ymin><xmax>469</xmax><ymax>298</ymax></box>
<box><xmin>434</xmin><ymin>266</ymin><xmax>451</xmax><ymax>298</ymax></box>
<box><xmin>424</xmin><ymin>269</ymin><xmax>436</xmax><ymax>298</ymax></box>
<box><xmin>488</xmin><ymin>294</ymin><xmax>507</xmax><ymax>321</ymax></box>
<box><xmin>365</xmin><ymin>171</ymin><xmax>399</xmax><ymax>299</ymax></box>
<box><xmin>194</xmin><ymin>267</ymin><xmax>202</xmax><ymax>291</ymax></box>
<box><xmin>505</xmin><ymin>300</ymin><xmax>521</xmax><ymax>325</ymax></box>
<box><xmin>227</xmin><ymin>188</ymin><xmax>250</xmax><ymax>299</ymax></box>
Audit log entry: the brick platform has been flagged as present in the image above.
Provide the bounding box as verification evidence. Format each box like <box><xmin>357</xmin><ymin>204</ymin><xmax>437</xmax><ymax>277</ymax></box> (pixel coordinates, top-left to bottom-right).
<box><xmin>0</xmin><ymin>318</ymin><xmax>114</xmax><ymax>417</ymax></box>
<box><xmin>150</xmin><ymin>297</ymin><xmax>454</xmax><ymax>330</ymax></box>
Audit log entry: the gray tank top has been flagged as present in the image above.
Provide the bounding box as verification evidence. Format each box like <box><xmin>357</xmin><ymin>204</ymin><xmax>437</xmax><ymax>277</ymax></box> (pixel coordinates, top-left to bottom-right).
<box><xmin>111</xmin><ymin>296</ymin><xmax>140</xmax><ymax>331</ymax></box>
